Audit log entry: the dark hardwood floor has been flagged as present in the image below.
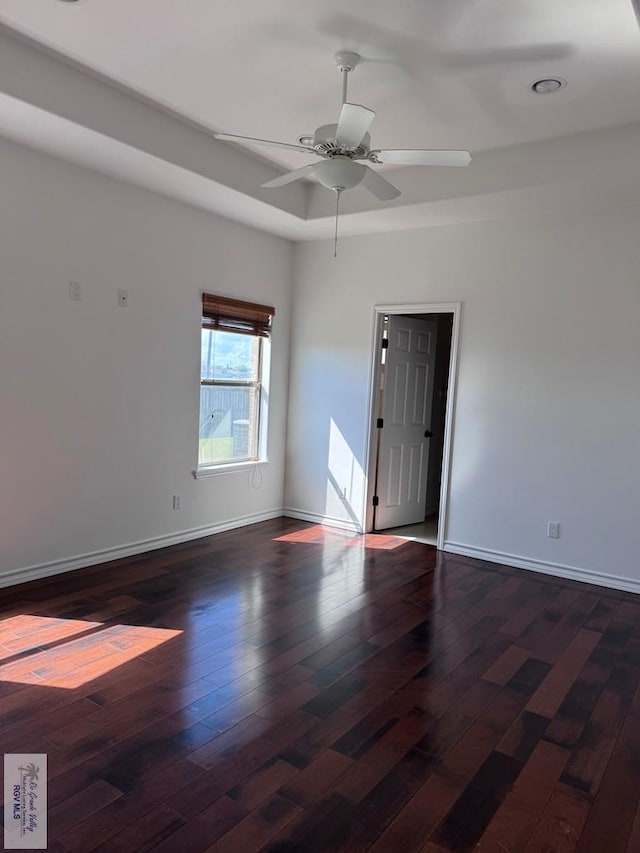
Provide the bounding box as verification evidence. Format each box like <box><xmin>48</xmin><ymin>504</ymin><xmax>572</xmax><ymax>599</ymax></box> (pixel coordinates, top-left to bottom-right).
<box><xmin>2</xmin><ymin>517</ymin><xmax>640</xmax><ymax>852</ymax></box>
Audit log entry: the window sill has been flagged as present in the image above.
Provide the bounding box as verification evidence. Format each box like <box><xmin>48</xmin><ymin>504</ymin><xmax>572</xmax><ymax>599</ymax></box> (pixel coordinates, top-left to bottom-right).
<box><xmin>194</xmin><ymin>460</ymin><xmax>269</xmax><ymax>479</ymax></box>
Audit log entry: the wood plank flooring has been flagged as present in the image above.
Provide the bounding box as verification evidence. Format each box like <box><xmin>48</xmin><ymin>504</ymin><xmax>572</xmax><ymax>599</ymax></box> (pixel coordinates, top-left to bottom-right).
<box><xmin>1</xmin><ymin>517</ymin><xmax>640</xmax><ymax>851</ymax></box>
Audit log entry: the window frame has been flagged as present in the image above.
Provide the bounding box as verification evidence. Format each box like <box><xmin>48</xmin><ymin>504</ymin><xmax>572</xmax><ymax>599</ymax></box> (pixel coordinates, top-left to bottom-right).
<box><xmin>197</xmin><ymin>294</ymin><xmax>274</xmax><ymax>474</ymax></box>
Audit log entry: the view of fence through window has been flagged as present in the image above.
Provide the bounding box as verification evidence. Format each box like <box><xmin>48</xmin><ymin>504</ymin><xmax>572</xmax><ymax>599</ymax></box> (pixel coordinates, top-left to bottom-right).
<box><xmin>199</xmin><ymin>328</ymin><xmax>261</xmax><ymax>465</ymax></box>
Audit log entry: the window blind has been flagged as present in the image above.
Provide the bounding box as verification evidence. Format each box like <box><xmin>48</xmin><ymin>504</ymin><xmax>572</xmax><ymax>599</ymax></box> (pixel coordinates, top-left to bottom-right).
<box><xmin>202</xmin><ymin>294</ymin><xmax>275</xmax><ymax>337</ymax></box>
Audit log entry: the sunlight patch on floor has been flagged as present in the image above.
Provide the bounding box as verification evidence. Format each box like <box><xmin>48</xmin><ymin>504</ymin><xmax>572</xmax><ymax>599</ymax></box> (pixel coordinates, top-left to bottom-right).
<box><xmin>274</xmin><ymin>524</ymin><xmax>354</xmax><ymax>544</ymax></box>
<box><xmin>0</xmin><ymin>615</ymin><xmax>181</xmax><ymax>689</ymax></box>
<box><xmin>274</xmin><ymin>525</ymin><xmax>411</xmax><ymax>550</ymax></box>
<box><xmin>345</xmin><ymin>534</ymin><xmax>407</xmax><ymax>550</ymax></box>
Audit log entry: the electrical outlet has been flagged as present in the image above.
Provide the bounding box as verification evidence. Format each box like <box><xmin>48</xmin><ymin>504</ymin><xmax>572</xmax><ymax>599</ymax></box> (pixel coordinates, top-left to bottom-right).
<box><xmin>69</xmin><ymin>281</ymin><xmax>82</xmax><ymax>301</ymax></box>
<box><xmin>117</xmin><ymin>288</ymin><xmax>128</xmax><ymax>307</ymax></box>
<box><xmin>547</xmin><ymin>521</ymin><xmax>560</xmax><ymax>539</ymax></box>
<box><xmin>172</xmin><ymin>494</ymin><xmax>181</xmax><ymax>510</ymax></box>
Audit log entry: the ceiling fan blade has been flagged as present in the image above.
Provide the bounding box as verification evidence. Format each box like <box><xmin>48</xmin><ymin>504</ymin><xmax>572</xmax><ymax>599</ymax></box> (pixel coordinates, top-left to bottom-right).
<box><xmin>320</xmin><ymin>13</ymin><xmax>423</xmax><ymax>74</ymax></box>
<box><xmin>360</xmin><ymin>166</ymin><xmax>401</xmax><ymax>201</ymax></box>
<box><xmin>370</xmin><ymin>149</ymin><xmax>471</xmax><ymax>167</ymax></box>
<box><xmin>261</xmin><ymin>163</ymin><xmax>317</xmax><ymax>189</ymax></box>
<box><xmin>215</xmin><ymin>132</ymin><xmax>315</xmax><ymax>155</ymax></box>
<box><xmin>321</xmin><ymin>13</ymin><xmax>572</xmax><ymax>78</ymax></box>
<box><xmin>335</xmin><ymin>103</ymin><xmax>376</xmax><ymax>148</ymax></box>
<box><xmin>444</xmin><ymin>42</ymin><xmax>573</xmax><ymax>70</ymax></box>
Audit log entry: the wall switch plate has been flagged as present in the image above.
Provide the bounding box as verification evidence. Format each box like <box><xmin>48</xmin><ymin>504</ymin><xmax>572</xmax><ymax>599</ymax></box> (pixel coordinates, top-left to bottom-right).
<box><xmin>547</xmin><ymin>521</ymin><xmax>560</xmax><ymax>539</ymax></box>
<box><xmin>69</xmin><ymin>281</ymin><xmax>82</xmax><ymax>301</ymax></box>
<box><xmin>172</xmin><ymin>494</ymin><xmax>181</xmax><ymax>510</ymax></box>
<box><xmin>117</xmin><ymin>288</ymin><xmax>128</xmax><ymax>307</ymax></box>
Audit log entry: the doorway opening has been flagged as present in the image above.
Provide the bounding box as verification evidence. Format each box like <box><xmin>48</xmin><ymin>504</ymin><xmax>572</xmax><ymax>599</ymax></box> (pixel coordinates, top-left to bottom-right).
<box><xmin>364</xmin><ymin>303</ymin><xmax>461</xmax><ymax>550</ymax></box>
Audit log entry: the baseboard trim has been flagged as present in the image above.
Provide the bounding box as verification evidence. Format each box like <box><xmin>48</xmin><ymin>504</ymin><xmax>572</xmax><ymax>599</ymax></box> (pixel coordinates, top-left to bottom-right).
<box><xmin>283</xmin><ymin>507</ymin><xmax>362</xmax><ymax>534</ymax></box>
<box><xmin>9</xmin><ymin>519</ymin><xmax>635</xmax><ymax>597</ymax></box>
<box><xmin>444</xmin><ymin>541</ymin><xmax>640</xmax><ymax>595</ymax></box>
<box><xmin>0</xmin><ymin>509</ymin><xmax>283</xmax><ymax>590</ymax></box>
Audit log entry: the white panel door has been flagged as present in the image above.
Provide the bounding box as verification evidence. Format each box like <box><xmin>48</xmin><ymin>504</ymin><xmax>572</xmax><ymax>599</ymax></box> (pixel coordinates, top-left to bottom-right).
<box><xmin>375</xmin><ymin>316</ymin><xmax>437</xmax><ymax>530</ymax></box>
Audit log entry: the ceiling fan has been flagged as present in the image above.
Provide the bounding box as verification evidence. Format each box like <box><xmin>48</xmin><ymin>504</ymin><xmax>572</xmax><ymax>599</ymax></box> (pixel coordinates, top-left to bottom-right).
<box><xmin>214</xmin><ymin>50</ymin><xmax>471</xmax><ymax>200</ymax></box>
<box><xmin>214</xmin><ymin>51</ymin><xmax>471</xmax><ymax>253</ymax></box>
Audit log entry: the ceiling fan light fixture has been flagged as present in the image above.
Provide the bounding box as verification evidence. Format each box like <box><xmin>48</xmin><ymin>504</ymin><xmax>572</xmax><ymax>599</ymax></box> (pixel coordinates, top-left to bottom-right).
<box><xmin>314</xmin><ymin>156</ymin><xmax>365</xmax><ymax>192</ymax></box>
<box><xmin>530</xmin><ymin>77</ymin><xmax>566</xmax><ymax>94</ymax></box>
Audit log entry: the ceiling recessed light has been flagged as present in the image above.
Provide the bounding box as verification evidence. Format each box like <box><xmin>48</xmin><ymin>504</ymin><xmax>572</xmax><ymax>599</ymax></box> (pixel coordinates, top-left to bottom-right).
<box><xmin>298</xmin><ymin>135</ymin><xmax>315</xmax><ymax>147</ymax></box>
<box><xmin>530</xmin><ymin>77</ymin><xmax>566</xmax><ymax>94</ymax></box>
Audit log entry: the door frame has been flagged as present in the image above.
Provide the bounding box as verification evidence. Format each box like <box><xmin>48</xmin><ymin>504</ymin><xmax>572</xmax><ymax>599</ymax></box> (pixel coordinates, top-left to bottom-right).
<box><xmin>363</xmin><ymin>302</ymin><xmax>462</xmax><ymax>550</ymax></box>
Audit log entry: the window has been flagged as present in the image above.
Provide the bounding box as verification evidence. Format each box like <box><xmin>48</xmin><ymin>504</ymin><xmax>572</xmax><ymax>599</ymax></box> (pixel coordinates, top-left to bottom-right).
<box><xmin>199</xmin><ymin>294</ymin><xmax>274</xmax><ymax>469</ymax></box>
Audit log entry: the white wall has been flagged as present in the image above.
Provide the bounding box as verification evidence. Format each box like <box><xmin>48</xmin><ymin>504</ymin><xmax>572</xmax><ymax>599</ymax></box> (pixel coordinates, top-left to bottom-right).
<box><xmin>286</xmin><ymin>213</ymin><xmax>640</xmax><ymax>590</ymax></box>
<box><xmin>0</xmin><ymin>138</ymin><xmax>292</xmax><ymax>584</ymax></box>
<box><xmin>5</xmin><ymin>129</ymin><xmax>640</xmax><ymax>595</ymax></box>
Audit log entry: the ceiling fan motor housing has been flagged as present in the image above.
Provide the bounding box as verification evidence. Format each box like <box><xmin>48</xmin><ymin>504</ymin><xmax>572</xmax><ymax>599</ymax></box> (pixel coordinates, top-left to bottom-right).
<box><xmin>312</xmin><ymin>124</ymin><xmax>371</xmax><ymax>158</ymax></box>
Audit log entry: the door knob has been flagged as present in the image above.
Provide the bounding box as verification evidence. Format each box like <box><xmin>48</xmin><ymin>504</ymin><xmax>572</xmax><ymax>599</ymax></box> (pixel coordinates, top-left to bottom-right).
<box><xmin>424</xmin><ymin>430</ymin><xmax>433</xmax><ymax>438</ymax></box>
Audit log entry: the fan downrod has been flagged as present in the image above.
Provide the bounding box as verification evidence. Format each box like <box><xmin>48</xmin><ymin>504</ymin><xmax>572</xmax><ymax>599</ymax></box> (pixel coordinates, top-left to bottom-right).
<box><xmin>335</xmin><ymin>51</ymin><xmax>361</xmax><ymax>105</ymax></box>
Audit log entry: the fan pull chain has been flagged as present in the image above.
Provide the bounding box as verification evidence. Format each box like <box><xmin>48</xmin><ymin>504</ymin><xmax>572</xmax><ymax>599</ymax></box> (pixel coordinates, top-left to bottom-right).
<box><xmin>333</xmin><ymin>190</ymin><xmax>340</xmax><ymax>258</ymax></box>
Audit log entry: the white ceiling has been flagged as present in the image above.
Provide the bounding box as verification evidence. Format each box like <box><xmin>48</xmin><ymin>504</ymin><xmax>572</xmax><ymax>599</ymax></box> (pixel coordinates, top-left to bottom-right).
<box><xmin>1</xmin><ymin>0</ymin><xmax>640</xmax><ymax>238</ymax></box>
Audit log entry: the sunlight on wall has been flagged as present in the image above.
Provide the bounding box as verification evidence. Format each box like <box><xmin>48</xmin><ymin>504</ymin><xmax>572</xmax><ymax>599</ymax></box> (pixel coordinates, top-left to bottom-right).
<box><xmin>0</xmin><ymin>614</ymin><xmax>181</xmax><ymax>689</ymax></box>
<box><xmin>326</xmin><ymin>418</ymin><xmax>366</xmax><ymax>529</ymax></box>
